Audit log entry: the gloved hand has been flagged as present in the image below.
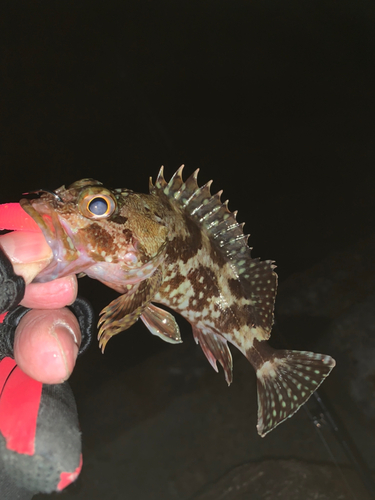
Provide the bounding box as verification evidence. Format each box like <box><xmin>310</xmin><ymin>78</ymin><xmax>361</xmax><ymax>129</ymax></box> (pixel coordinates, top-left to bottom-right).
<box><xmin>0</xmin><ymin>204</ymin><xmax>94</xmax><ymax>498</ymax></box>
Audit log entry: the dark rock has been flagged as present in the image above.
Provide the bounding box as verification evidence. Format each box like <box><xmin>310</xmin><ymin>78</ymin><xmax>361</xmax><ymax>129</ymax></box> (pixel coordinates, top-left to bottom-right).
<box><xmin>193</xmin><ymin>459</ymin><xmax>371</xmax><ymax>500</ymax></box>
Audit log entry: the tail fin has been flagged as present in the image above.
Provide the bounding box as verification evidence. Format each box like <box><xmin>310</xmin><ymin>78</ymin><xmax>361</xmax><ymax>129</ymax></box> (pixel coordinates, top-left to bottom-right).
<box><xmin>256</xmin><ymin>350</ymin><xmax>335</xmax><ymax>437</ymax></box>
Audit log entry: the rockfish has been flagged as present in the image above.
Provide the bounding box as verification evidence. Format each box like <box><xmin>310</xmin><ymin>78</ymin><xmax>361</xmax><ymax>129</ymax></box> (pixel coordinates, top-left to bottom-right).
<box><xmin>20</xmin><ymin>167</ymin><xmax>335</xmax><ymax>436</ymax></box>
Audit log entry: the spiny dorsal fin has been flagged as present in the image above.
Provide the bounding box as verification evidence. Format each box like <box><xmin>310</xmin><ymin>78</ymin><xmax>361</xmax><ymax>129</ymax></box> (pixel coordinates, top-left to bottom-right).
<box><xmin>150</xmin><ymin>166</ymin><xmax>278</xmax><ymax>334</ymax></box>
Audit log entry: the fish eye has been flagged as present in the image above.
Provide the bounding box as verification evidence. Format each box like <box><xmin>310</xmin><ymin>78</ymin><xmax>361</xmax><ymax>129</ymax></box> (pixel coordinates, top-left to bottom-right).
<box><xmin>88</xmin><ymin>197</ymin><xmax>111</xmax><ymax>216</ymax></box>
<box><xmin>79</xmin><ymin>190</ymin><xmax>117</xmax><ymax>220</ymax></box>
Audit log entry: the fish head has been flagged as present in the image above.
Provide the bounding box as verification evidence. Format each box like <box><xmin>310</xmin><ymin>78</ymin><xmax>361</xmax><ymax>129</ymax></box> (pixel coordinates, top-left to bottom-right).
<box><xmin>20</xmin><ymin>179</ymin><xmax>168</xmax><ymax>290</ymax></box>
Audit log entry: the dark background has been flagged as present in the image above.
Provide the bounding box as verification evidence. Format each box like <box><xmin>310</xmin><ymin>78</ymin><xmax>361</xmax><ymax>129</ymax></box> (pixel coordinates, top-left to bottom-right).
<box><xmin>1</xmin><ymin>0</ymin><xmax>374</xmax><ymax>280</ymax></box>
<box><xmin>1</xmin><ymin>1</ymin><xmax>375</xmax><ymax>498</ymax></box>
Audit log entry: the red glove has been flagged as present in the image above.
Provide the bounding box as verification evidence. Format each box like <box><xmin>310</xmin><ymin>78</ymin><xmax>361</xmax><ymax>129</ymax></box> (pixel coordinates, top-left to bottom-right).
<box><xmin>0</xmin><ymin>203</ymin><xmax>93</xmax><ymax>498</ymax></box>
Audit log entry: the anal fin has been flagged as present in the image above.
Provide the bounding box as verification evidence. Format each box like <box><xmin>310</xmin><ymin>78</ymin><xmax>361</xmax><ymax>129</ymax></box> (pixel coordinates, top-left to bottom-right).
<box><xmin>141</xmin><ymin>303</ymin><xmax>182</xmax><ymax>344</ymax></box>
<box><xmin>193</xmin><ymin>327</ymin><xmax>233</xmax><ymax>385</ymax></box>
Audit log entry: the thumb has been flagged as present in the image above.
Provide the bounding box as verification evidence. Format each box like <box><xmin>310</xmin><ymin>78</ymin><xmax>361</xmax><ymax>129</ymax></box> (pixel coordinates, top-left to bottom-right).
<box><xmin>0</xmin><ymin>232</ymin><xmax>52</xmax><ymax>284</ymax></box>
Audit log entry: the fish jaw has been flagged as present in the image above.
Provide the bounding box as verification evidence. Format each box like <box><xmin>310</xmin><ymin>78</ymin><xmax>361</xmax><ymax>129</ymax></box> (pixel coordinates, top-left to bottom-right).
<box><xmin>85</xmin><ymin>243</ymin><xmax>167</xmax><ymax>292</ymax></box>
<box><xmin>19</xmin><ymin>197</ymin><xmax>93</xmax><ymax>281</ymax></box>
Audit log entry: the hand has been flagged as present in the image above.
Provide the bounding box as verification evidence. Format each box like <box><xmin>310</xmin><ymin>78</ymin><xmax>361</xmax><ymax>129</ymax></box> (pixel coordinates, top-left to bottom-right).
<box><xmin>0</xmin><ymin>231</ymin><xmax>80</xmax><ymax>384</ymax></box>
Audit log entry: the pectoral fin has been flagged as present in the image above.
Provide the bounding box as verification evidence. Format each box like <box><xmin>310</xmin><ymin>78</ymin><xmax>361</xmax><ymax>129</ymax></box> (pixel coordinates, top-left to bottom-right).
<box><xmin>141</xmin><ymin>303</ymin><xmax>182</xmax><ymax>344</ymax></box>
<box><xmin>98</xmin><ymin>267</ymin><xmax>163</xmax><ymax>352</ymax></box>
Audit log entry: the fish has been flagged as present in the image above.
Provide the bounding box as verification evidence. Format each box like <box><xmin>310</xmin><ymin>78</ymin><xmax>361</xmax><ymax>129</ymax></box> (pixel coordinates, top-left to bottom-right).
<box><xmin>20</xmin><ymin>166</ymin><xmax>335</xmax><ymax>436</ymax></box>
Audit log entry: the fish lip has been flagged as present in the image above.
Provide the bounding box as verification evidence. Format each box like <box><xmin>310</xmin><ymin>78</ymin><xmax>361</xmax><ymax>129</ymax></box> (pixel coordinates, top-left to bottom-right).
<box><xmin>20</xmin><ymin>198</ymin><xmax>59</xmax><ymax>245</ymax></box>
<box><xmin>20</xmin><ymin>198</ymin><xmax>76</xmax><ymax>250</ymax></box>
<box><xmin>19</xmin><ymin>197</ymin><xmax>81</xmax><ymax>280</ymax></box>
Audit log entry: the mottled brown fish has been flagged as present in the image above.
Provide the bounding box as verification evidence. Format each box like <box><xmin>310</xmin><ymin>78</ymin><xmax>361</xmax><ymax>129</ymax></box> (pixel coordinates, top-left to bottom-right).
<box><xmin>20</xmin><ymin>167</ymin><xmax>335</xmax><ymax>436</ymax></box>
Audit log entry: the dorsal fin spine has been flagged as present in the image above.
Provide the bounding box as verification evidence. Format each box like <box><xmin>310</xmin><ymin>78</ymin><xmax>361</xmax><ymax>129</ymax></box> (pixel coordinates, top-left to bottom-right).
<box><xmin>155</xmin><ymin>166</ymin><xmax>167</xmax><ymax>189</ymax></box>
<box><xmin>150</xmin><ymin>167</ymin><xmax>252</xmax><ymax>267</ymax></box>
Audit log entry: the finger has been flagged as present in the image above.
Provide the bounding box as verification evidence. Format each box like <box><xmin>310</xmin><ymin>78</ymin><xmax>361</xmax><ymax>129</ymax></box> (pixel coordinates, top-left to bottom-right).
<box><xmin>21</xmin><ymin>275</ymin><xmax>78</xmax><ymax>309</ymax></box>
<box><xmin>0</xmin><ymin>231</ymin><xmax>53</xmax><ymax>284</ymax></box>
<box><xmin>14</xmin><ymin>308</ymin><xmax>81</xmax><ymax>384</ymax></box>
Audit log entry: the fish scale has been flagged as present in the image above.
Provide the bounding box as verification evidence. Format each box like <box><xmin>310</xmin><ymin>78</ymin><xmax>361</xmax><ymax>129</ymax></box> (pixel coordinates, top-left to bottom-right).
<box><xmin>20</xmin><ymin>166</ymin><xmax>335</xmax><ymax>436</ymax></box>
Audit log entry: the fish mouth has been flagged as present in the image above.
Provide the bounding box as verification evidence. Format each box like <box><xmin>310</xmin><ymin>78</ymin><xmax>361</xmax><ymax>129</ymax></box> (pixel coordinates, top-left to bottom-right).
<box><xmin>20</xmin><ymin>198</ymin><xmax>62</xmax><ymax>245</ymax></box>
<box><xmin>19</xmin><ymin>197</ymin><xmax>84</xmax><ymax>281</ymax></box>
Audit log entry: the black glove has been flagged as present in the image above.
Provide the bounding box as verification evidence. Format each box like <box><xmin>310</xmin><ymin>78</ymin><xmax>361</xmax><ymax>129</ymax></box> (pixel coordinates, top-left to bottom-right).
<box><xmin>0</xmin><ymin>247</ymin><xmax>94</xmax><ymax>498</ymax></box>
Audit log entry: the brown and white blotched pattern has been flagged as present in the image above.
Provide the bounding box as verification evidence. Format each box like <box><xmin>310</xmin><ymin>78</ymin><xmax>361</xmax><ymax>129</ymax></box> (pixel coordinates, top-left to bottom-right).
<box><xmin>151</xmin><ymin>167</ymin><xmax>278</xmax><ymax>354</ymax></box>
<box><xmin>21</xmin><ymin>166</ymin><xmax>335</xmax><ymax>437</ymax></box>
